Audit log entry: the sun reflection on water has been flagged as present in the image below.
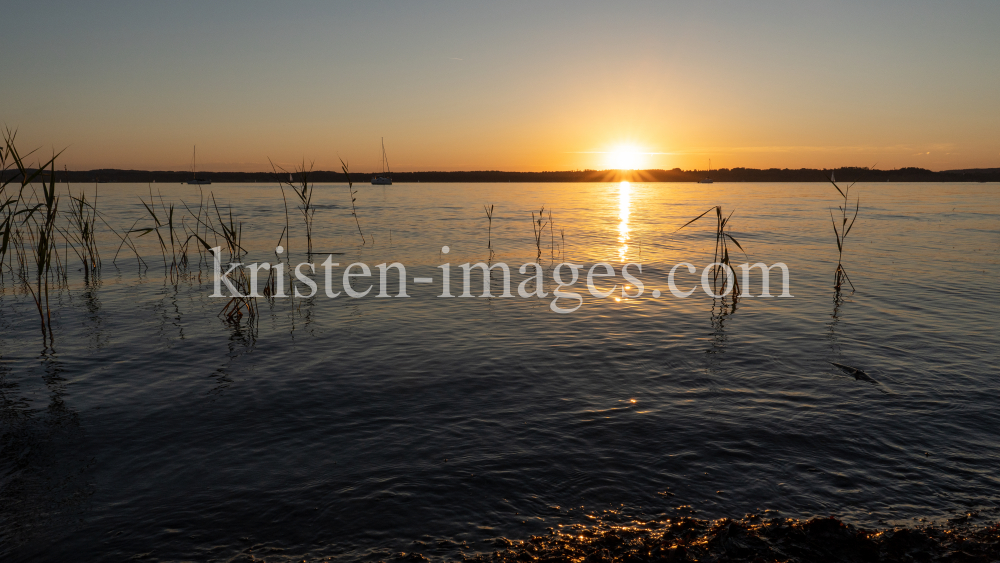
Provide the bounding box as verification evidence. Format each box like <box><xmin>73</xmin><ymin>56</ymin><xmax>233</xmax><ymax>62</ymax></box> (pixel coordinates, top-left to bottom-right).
<box><xmin>617</xmin><ymin>181</ymin><xmax>630</xmax><ymax>262</ymax></box>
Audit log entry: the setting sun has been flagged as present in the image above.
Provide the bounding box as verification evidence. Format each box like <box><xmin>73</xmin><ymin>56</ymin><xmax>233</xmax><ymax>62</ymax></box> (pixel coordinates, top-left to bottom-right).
<box><xmin>606</xmin><ymin>146</ymin><xmax>646</xmax><ymax>170</ymax></box>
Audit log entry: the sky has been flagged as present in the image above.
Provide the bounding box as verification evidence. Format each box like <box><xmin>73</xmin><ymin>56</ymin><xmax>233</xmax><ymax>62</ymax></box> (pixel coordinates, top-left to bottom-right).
<box><xmin>3</xmin><ymin>0</ymin><xmax>999</xmax><ymax>172</ymax></box>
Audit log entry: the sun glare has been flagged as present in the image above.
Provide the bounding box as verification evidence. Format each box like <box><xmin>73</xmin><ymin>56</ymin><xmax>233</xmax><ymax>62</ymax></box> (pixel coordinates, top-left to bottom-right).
<box><xmin>607</xmin><ymin>146</ymin><xmax>645</xmax><ymax>170</ymax></box>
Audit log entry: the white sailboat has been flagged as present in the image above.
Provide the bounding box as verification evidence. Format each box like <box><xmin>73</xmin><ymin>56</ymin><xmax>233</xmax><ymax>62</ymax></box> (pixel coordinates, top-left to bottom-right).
<box><xmin>186</xmin><ymin>146</ymin><xmax>211</xmax><ymax>185</ymax></box>
<box><xmin>698</xmin><ymin>159</ymin><xmax>714</xmax><ymax>184</ymax></box>
<box><xmin>371</xmin><ymin>138</ymin><xmax>392</xmax><ymax>185</ymax></box>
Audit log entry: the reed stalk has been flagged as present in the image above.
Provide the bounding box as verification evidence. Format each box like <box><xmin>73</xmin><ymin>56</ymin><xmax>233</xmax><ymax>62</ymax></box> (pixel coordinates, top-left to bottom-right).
<box><xmin>132</xmin><ymin>188</ymin><xmax>179</xmax><ymax>281</ymax></box>
<box><xmin>185</xmin><ymin>193</ymin><xmax>257</xmax><ymax>323</ymax></box>
<box><xmin>258</xmin><ymin>228</ymin><xmax>285</xmax><ymax>301</ymax></box>
<box><xmin>827</xmin><ymin>171</ymin><xmax>864</xmax><ymax>291</ymax></box>
<box><xmin>531</xmin><ymin>206</ymin><xmax>547</xmax><ymax>261</ymax></box>
<box><xmin>58</xmin><ymin>184</ymin><xmax>101</xmax><ymax>282</ymax></box>
<box><xmin>549</xmin><ymin>209</ymin><xmax>554</xmax><ymax>262</ymax></box>
<box><xmin>26</xmin><ymin>159</ymin><xmax>60</xmax><ymax>342</ymax></box>
<box><xmin>484</xmin><ymin>204</ymin><xmax>495</xmax><ymax>261</ymax></box>
<box><xmin>339</xmin><ymin>158</ymin><xmax>365</xmax><ymax>244</ymax></box>
<box><xmin>271</xmin><ymin>159</ymin><xmax>317</xmax><ymax>255</ymax></box>
<box><xmin>215</xmin><ymin>218</ymin><xmax>256</xmax><ymax>322</ymax></box>
<box><xmin>2</xmin><ymin>130</ymin><xmax>64</xmax><ymax>341</ymax></box>
<box><xmin>677</xmin><ymin>206</ymin><xmax>746</xmax><ymax>297</ymax></box>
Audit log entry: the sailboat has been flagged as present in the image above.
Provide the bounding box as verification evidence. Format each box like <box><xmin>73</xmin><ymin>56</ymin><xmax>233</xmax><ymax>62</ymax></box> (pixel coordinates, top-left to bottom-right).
<box><xmin>697</xmin><ymin>159</ymin><xmax>714</xmax><ymax>184</ymax></box>
<box><xmin>371</xmin><ymin>138</ymin><xmax>392</xmax><ymax>185</ymax></box>
<box><xmin>186</xmin><ymin>146</ymin><xmax>211</xmax><ymax>185</ymax></box>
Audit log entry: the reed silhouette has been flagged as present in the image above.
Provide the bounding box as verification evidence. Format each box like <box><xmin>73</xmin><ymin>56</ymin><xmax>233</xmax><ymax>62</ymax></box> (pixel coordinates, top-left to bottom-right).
<box><xmin>827</xmin><ymin>170</ymin><xmax>865</xmax><ymax>291</ymax></box>
<box><xmin>133</xmin><ymin>188</ymin><xmax>181</xmax><ymax>281</ymax></box>
<box><xmin>339</xmin><ymin>158</ymin><xmax>365</xmax><ymax>244</ymax></box>
<box><xmin>676</xmin><ymin>206</ymin><xmax>746</xmax><ymax>298</ymax></box>
<box><xmin>483</xmin><ymin>204</ymin><xmax>495</xmax><ymax>261</ymax></box>
<box><xmin>1</xmin><ymin>129</ymin><xmax>64</xmax><ymax>342</ymax></box>
<box><xmin>531</xmin><ymin>206</ymin><xmax>547</xmax><ymax>261</ymax></box>
<box><xmin>59</xmin><ymin>185</ymin><xmax>101</xmax><ymax>282</ymax></box>
<box><xmin>271</xmin><ymin>159</ymin><xmax>317</xmax><ymax>255</ymax></box>
<box><xmin>208</xmin><ymin>195</ymin><xmax>256</xmax><ymax>323</ymax></box>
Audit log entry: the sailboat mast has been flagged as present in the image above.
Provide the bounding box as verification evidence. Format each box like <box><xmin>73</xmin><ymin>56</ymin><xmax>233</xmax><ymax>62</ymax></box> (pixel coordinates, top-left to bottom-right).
<box><xmin>370</xmin><ymin>138</ymin><xmax>393</xmax><ymax>185</ymax></box>
<box><xmin>382</xmin><ymin>137</ymin><xmax>390</xmax><ymax>175</ymax></box>
<box><xmin>193</xmin><ymin>146</ymin><xmax>197</xmax><ymax>180</ymax></box>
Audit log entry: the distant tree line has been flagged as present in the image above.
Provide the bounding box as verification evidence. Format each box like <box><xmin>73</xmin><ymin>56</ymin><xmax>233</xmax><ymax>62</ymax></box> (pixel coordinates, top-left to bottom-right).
<box><xmin>3</xmin><ymin>166</ymin><xmax>999</xmax><ymax>184</ymax></box>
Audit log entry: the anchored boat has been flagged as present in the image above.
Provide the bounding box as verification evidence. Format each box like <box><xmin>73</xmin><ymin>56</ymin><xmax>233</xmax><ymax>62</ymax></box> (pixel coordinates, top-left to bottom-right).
<box><xmin>697</xmin><ymin>159</ymin><xmax>714</xmax><ymax>184</ymax></box>
<box><xmin>186</xmin><ymin>146</ymin><xmax>211</xmax><ymax>185</ymax></box>
<box><xmin>371</xmin><ymin>138</ymin><xmax>392</xmax><ymax>185</ymax></box>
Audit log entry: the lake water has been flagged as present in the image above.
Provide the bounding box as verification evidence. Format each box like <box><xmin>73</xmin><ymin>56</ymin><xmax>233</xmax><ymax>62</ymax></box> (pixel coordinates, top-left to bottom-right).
<box><xmin>1</xmin><ymin>181</ymin><xmax>998</xmax><ymax>561</ymax></box>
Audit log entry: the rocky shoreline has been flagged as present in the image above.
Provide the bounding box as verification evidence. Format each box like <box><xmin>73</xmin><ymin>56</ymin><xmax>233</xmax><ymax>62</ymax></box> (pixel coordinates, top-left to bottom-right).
<box><xmin>443</xmin><ymin>513</ymin><xmax>1000</xmax><ymax>562</ymax></box>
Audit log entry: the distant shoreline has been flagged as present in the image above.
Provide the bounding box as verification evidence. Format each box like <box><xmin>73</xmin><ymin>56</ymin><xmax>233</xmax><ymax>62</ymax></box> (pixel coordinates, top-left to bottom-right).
<box><xmin>4</xmin><ymin>166</ymin><xmax>999</xmax><ymax>184</ymax></box>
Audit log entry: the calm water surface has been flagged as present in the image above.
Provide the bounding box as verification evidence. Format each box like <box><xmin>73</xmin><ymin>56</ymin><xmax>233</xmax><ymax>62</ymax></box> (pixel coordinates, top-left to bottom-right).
<box><xmin>1</xmin><ymin>181</ymin><xmax>998</xmax><ymax>561</ymax></box>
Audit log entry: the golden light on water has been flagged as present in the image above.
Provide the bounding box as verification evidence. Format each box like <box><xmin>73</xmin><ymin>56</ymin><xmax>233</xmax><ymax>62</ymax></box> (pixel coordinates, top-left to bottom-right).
<box><xmin>617</xmin><ymin>181</ymin><xmax>631</xmax><ymax>262</ymax></box>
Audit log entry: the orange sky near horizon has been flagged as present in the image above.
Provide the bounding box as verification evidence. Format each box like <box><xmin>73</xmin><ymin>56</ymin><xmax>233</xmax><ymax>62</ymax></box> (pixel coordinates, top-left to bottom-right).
<box><xmin>3</xmin><ymin>1</ymin><xmax>998</xmax><ymax>173</ymax></box>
